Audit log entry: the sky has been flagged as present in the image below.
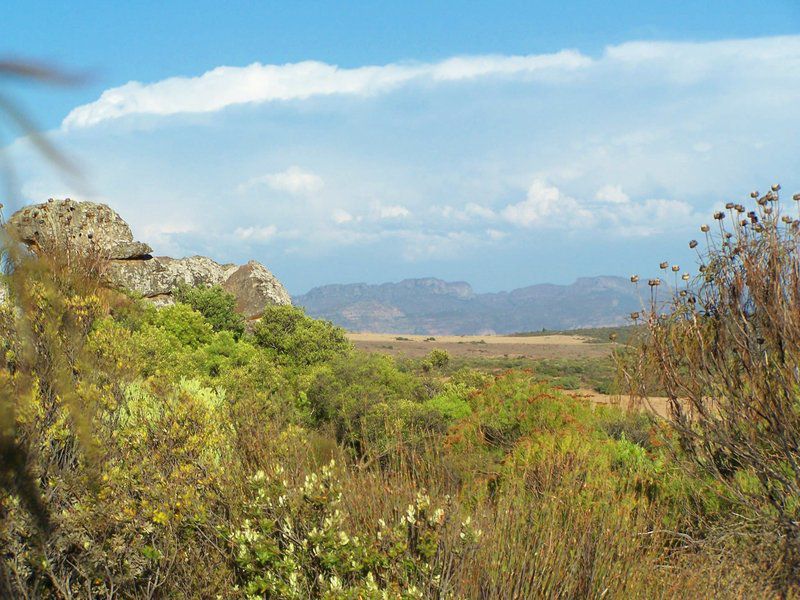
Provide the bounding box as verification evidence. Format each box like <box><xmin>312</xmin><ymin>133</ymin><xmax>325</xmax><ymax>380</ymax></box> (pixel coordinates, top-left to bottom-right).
<box><xmin>3</xmin><ymin>1</ymin><xmax>800</xmax><ymax>295</ymax></box>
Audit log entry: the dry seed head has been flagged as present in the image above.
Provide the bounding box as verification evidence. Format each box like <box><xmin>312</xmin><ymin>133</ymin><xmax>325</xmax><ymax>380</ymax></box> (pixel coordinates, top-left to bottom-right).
<box><xmin>659</xmin><ymin>261</ymin><xmax>668</xmax><ymax>269</ymax></box>
<box><xmin>689</xmin><ymin>239</ymin><xmax>698</xmax><ymax>249</ymax></box>
<box><xmin>725</xmin><ymin>202</ymin><xmax>735</xmax><ymax>210</ymax></box>
<box><xmin>735</xmin><ymin>204</ymin><xmax>745</xmax><ymax>212</ymax></box>
<box><xmin>772</xmin><ymin>183</ymin><xmax>781</xmax><ymax>192</ymax></box>
<box><xmin>764</xmin><ymin>206</ymin><xmax>773</xmax><ymax>215</ymax></box>
<box><xmin>782</xmin><ymin>215</ymin><xmax>793</xmax><ymax>224</ymax></box>
<box><xmin>630</xmin><ymin>275</ymin><xmax>639</xmax><ymax>283</ymax></box>
<box><xmin>740</xmin><ymin>219</ymin><xmax>748</xmax><ymax>226</ymax></box>
<box><xmin>671</xmin><ymin>265</ymin><xmax>680</xmax><ymax>272</ymax></box>
<box><xmin>701</xmin><ymin>224</ymin><xmax>710</xmax><ymax>232</ymax></box>
<box><xmin>630</xmin><ymin>311</ymin><xmax>640</xmax><ymax>320</ymax></box>
<box><xmin>682</xmin><ymin>273</ymin><xmax>690</xmax><ymax>281</ymax></box>
<box><xmin>648</xmin><ymin>278</ymin><xmax>661</xmax><ymax>287</ymax></box>
<box><xmin>713</xmin><ymin>211</ymin><xmax>725</xmax><ymax>220</ymax></box>
<box><xmin>679</xmin><ymin>290</ymin><xmax>687</xmax><ymax>297</ymax></box>
<box><xmin>793</xmin><ymin>193</ymin><xmax>800</xmax><ymax>202</ymax></box>
<box><xmin>757</xmin><ymin>196</ymin><xmax>768</xmax><ymax>205</ymax></box>
<box><xmin>750</xmin><ymin>190</ymin><xmax>759</xmax><ymax>198</ymax></box>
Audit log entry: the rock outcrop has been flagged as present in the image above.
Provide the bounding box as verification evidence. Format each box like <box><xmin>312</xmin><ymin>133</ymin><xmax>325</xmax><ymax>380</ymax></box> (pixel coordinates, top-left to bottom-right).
<box><xmin>5</xmin><ymin>199</ymin><xmax>291</xmax><ymax>316</ymax></box>
<box><xmin>222</xmin><ymin>260</ymin><xmax>292</xmax><ymax>317</ymax></box>
<box><xmin>7</xmin><ymin>198</ymin><xmax>152</xmax><ymax>259</ymax></box>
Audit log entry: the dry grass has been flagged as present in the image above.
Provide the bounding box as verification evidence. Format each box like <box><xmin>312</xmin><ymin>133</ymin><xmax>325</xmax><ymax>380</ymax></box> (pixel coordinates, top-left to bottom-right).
<box><xmin>348</xmin><ymin>332</ymin><xmax>613</xmax><ymax>361</ymax></box>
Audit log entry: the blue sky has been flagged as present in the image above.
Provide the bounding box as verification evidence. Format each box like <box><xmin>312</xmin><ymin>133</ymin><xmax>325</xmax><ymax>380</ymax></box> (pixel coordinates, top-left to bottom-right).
<box><xmin>3</xmin><ymin>1</ymin><xmax>800</xmax><ymax>294</ymax></box>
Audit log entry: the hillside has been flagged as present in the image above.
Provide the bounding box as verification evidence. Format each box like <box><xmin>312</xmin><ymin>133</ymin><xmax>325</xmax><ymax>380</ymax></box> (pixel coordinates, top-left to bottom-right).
<box><xmin>295</xmin><ymin>276</ymin><xmax>642</xmax><ymax>334</ymax></box>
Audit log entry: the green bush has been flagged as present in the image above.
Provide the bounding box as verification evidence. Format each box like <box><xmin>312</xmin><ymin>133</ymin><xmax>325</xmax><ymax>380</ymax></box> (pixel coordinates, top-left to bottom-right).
<box><xmin>307</xmin><ymin>353</ymin><xmax>438</xmax><ymax>457</ymax></box>
<box><xmin>152</xmin><ymin>302</ymin><xmax>214</xmax><ymax>348</ymax></box>
<box><xmin>252</xmin><ymin>305</ymin><xmax>351</xmax><ymax>366</ymax></box>
<box><xmin>174</xmin><ymin>284</ymin><xmax>245</xmax><ymax>337</ymax></box>
<box><xmin>425</xmin><ymin>382</ymin><xmax>472</xmax><ymax>423</ymax></box>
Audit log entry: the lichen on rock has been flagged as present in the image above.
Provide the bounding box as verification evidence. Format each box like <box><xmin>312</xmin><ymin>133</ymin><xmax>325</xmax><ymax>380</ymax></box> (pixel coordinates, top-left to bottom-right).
<box><xmin>4</xmin><ymin>198</ymin><xmax>291</xmax><ymax>316</ymax></box>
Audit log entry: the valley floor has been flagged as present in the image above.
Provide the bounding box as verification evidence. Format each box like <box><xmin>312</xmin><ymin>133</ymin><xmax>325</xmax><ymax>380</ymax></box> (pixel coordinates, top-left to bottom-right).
<box><xmin>348</xmin><ymin>331</ymin><xmax>672</xmax><ymax>416</ymax></box>
<box><xmin>347</xmin><ymin>332</ymin><xmax>612</xmax><ymax>360</ymax></box>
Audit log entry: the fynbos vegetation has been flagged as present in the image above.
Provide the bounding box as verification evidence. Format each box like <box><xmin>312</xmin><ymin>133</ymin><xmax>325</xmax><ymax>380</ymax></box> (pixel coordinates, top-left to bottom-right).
<box><xmin>622</xmin><ymin>185</ymin><xmax>800</xmax><ymax>597</ymax></box>
<box><xmin>2</xmin><ymin>186</ymin><xmax>800</xmax><ymax>598</ymax></box>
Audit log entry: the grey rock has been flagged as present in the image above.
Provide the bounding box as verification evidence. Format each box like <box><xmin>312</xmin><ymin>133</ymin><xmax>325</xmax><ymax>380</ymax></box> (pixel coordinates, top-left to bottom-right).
<box><xmin>6</xmin><ymin>198</ymin><xmax>152</xmax><ymax>259</ymax></box>
<box><xmin>6</xmin><ymin>198</ymin><xmax>292</xmax><ymax>316</ymax></box>
<box><xmin>105</xmin><ymin>255</ymin><xmax>236</xmax><ymax>297</ymax></box>
<box><xmin>222</xmin><ymin>260</ymin><xmax>292</xmax><ymax>318</ymax></box>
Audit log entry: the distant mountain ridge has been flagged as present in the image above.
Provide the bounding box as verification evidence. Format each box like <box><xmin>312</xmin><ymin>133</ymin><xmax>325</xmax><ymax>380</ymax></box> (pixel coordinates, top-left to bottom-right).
<box><xmin>295</xmin><ymin>276</ymin><xmax>642</xmax><ymax>334</ymax></box>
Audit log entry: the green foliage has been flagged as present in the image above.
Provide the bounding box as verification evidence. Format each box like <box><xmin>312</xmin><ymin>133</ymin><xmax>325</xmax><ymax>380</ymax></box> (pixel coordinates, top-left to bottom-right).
<box><xmin>253</xmin><ymin>305</ymin><xmax>352</xmax><ymax>366</ymax></box>
<box><xmin>174</xmin><ymin>284</ymin><xmax>245</xmax><ymax>337</ymax></box>
<box><xmin>230</xmin><ymin>462</ymin><xmax>477</xmax><ymax>598</ymax></box>
<box><xmin>307</xmin><ymin>353</ymin><xmax>440</xmax><ymax>457</ymax></box>
<box><xmin>0</xmin><ymin>252</ymin><xmax>772</xmax><ymax>597</ymax></box>
<box><xmin>421</xmin><ymin>348</ymin><xmax>450</xmax><ymax>372</ymax></box>
<box><xmin>152</xmin><ymin>302</ymin><xmax>214</xmax><ymax>348</ymax></box>
<box><xmin>424</xmin><ymin>382</ymin><xmax>473</xmax><ymax>423</ymax></box>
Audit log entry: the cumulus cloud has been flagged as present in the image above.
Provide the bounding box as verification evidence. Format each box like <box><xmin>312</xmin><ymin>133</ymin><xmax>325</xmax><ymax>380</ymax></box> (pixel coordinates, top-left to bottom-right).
<box><xmin>502</xmin><ymin>180</ymin><xmax>596</xmax><ymax>229</ymax></box>
<box><xmin>501</xmin><ymin>180</ymin><xmax>698</xmax><ymax>236</ymax></box>
<box><xmin>9</xmin><ymin>35</ymin><xmax>800</xmax><ymax>291</ymax></box>
<box><xmin>62</xmin><ymin>51</ymin><xmax>591</xmax><ymax>128</ymax></box>
<box><xmin>238</xmin><ymin>166</ymin><xmax>323</xmax><ymax>195</ymax></box>
<box><xmin>376</xmin><ymin>204</ymin><xmax>411</xmax><ymax>219</ymax></box>
<box><xmin>233</xmin><ymin>224</ymin><xmax>277</xmax><ymax>241</ymax></box>
<box><xmin>595</xmin><ymin>184</ymin><xmax>629</xmax><ymax>204</ymax></box>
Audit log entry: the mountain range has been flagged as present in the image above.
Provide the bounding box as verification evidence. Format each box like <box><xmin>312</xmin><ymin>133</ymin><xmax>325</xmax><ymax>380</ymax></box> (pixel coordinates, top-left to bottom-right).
<box><xmin>294</xmin><ymin>276</ymin><xmax>646</xmax><ymax>334</ymax></box>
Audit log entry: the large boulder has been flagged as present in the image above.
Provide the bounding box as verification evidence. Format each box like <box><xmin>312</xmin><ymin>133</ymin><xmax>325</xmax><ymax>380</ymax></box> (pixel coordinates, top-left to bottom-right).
<box><xmin>105</xmin><ymin>256</ymin><xmax>237</xmax><ymax>298</ymax></box>
<box><xmin>6</xmin><ymin>198</ymin><xmax>152</xmax><ymax>259</ymax></box>
<box><xmin>5</xmin><ymin>199</ymin><xmax>291</xmax><ymax>315</ymax></box>
<box><xmin>222</xmin><ymin>260</ymin><xmax>292</xmax><ymax>318</ymax></box>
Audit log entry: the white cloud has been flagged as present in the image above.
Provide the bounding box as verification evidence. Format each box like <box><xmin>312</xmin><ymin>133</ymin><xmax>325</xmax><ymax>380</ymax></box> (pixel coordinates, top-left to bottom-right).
<box><xmin>238</xmin><ymin>166</ymin><xmax>323</xmax><ymax>195</ymax></box>
<box><xmin>502</xmin><ymin>179</ymin><xmax>596</xmax><ymax>228</ymax></box>
<box><xmin>62</xmin><ymin>51</ymin><xmax>591</xmax><ymax>128</ymax></box>
<box><xmin>595</xmin><ymin>184</ymin><xmax>629</xmax><ymax>204</ymax></box>
<box><xmin>233</xmin><ymin>224</ymin><xmax>277</xmax><ymax>241</ymax></box>
<box><xmin>501</xmin><ymin>180</ymin><xmax>698</xmax><ymax>236</ymax></box>
<box><xmin>332</xmin><ymin>209</ymin><xmax>353</xmax><ymax>224</ymax></box>
<box><xmin>464</xmin><ymin>203</ymin><xmax>496</xmax><ymax>219</ymax></box>
<box><xmin>486</xmin><ymin>228</ymin><xmax>507</xmax><ymax>240</ymax></box>
<box><xmin>377</xmin><ymin>204</ymin><xmax>411</xmax><ymax>219</ymax></box>
<box><xmin>9</xmin><ymin>35</ymin><xmax>800</xmax><ymax>291</ymax></box>
<box><xmin>432</xmin><ymin>202</ymin><xmax>496</xmax><ymax>222</ymax></box>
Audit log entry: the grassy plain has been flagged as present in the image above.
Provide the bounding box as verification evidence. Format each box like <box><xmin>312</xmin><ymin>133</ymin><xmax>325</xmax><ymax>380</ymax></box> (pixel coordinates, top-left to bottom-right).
<box><xmin>348</xmin><ymin>330</ymin><xmax>672</xmax><ymax>417</ymax></box>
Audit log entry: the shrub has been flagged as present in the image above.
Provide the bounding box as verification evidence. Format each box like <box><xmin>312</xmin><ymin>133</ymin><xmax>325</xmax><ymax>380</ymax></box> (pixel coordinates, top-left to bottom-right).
<box><xmin>307</xmin><ymin>353</ymin><xmax>438</xmax><ymax>458</ymax></box>
<box><xmin>174</xmin><ymin>284</ymin><xmax>245</xmax><ymax>337</ymax></box>
<box><xmin>421</xmin><ymin>348</ymin><xmax>450</xmax><ymax>372</ymax></box>
<box><xmin>152</xmin><ymin>302</ymin><xmax>214</xmax><ymax>348</ymax></box>
<box><xmin>424</xmin><ymin>382</ymin><xmax>472</xmax><ymax>423</ymax></box>
<box><xmin>623</xmin><ymin>184</ymin><xmax>800</xmax><ymax>595</ymax></box>
<box><xmin>252</xmin><ymin>305</ymin><xmax>351</xmax><ymax>366</ymax></box>
<box><xmin>230</xmin><ymin>461</ymin><xmax>478</xmax><ymax>599</ymax></box>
